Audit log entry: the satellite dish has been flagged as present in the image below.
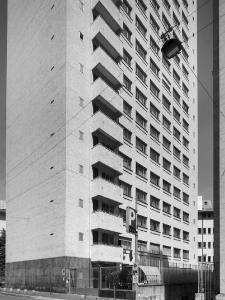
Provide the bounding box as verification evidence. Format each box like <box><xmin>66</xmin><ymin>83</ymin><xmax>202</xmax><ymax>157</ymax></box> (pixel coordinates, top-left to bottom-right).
<box><xmin>161</xmin><ymin>38</ymin><xmax>183</xmax><ymax>59</ymax></box>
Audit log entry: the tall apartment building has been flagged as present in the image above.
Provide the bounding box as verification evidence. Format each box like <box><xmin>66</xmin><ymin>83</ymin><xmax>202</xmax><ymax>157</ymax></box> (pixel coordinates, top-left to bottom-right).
<box><xmin>6</xmin><ymin>0</ymin><xmax>198</xmax><ymax>291</ymax></box>
<box><xmin>197</xmin><ymin>196</ymin><xmax>214</xmax><ymax>263</ymax></box>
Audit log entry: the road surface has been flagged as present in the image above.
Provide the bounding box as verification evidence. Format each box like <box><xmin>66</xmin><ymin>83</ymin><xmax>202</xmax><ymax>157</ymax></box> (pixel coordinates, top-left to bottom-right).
<box><xmin>0</xmin><ymin>294</ymin><xmax>67</xmax><ymax>300</ymax></box>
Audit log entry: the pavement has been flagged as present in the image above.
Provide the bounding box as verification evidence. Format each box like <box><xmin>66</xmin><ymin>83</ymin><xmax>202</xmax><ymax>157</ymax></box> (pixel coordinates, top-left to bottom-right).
<box><xmin>0</xmin><ymin>289</ymin><xmax>100</xmax><ymax>300</ymax></box>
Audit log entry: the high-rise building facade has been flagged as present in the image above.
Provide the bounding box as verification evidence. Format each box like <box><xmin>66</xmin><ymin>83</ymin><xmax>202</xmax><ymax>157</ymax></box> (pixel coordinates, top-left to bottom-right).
<box><xmin>197</xmin><ymin>196</ymin><xmax>214</xmax><ymax>263</ymax></box>
<box><xmin>6</xmin><ymin>0</ymin><xmax>198</xmax><ymax>291</ymax></box>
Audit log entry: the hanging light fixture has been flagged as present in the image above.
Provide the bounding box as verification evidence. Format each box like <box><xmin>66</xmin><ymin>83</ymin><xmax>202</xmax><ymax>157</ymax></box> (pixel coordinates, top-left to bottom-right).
<box><xmin>161</xmin><ymin>29</ymin><xmax>183</xmax><ymax>59</ymax></box>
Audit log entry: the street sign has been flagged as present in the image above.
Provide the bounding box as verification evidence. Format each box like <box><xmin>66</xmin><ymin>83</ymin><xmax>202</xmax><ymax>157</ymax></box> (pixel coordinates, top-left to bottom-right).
<box><xmin>132</xmin><ymin>274</ymin><xmax>138</xmax><ymax>284</ymax></box>
<box><xmin>126</xmin><ymin>207</ymin><xmax>137</xmax><ymax>234</ymax></box>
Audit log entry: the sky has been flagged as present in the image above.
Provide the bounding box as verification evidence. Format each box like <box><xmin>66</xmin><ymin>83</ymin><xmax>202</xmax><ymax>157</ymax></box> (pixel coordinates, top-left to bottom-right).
<box><xmin>197</xmin><ymin>0</ymin><xmax>213</xmax><ymax>201</ymax></box>
<box><xmin>0</xmin><ymin>0</ymin><xmax>214</xmax><ymax>201</ymax></box>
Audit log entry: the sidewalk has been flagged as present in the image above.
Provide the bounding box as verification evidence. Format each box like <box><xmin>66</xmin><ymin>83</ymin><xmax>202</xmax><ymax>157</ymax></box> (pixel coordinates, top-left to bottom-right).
<box><xmin>0</xmin><ymin>288</ymin><xmax>99</xmax><ymax>300</ymax></box>
<box><xmin>0</xmin><ymin>288</ymin><xmax>123</xmax><ymax>300</ymax></box>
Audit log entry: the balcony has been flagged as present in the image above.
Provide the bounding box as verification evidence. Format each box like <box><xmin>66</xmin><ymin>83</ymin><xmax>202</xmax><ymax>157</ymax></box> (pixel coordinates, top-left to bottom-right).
<box><xmin>91</xmin><ymin>111</ymin><xmax>123</xmax><ymax>145</ymax></box>
<box><xmin>91</xmin><ymin>177</ymin><xmax>123</xmax><ymax>205</ymax></box>
<box><xmin>92</xmin><ymin>0</ymin><xmax>122</xmax><ymax>34</ymax></box>
<box><xmin>92</xmin><ymin>47</ymin><xmax>123</xmax><ymax>90</ymax></box>
<box><xmin>91</xmin><ymin>210</ymin><xmax>123</xmax><ymax>233</ymax></box>
<box><xmin>92</xmin><ymin>144</ymin><xmax>123</xmax><ymax>176</ymax></box>
<box><xmin>92</xmin><ymin>78</ymin><xmax>122</xmax><ymax>117</ymax></box>
<box><xmin>91</xmin><ymin>244</ymin><xmax>123</xmax><ymax>263</ymax></box>
<box><xmin>92</xmin><ymin>17</ymin><xmax>123</xmax><ymax>62</ymax></box>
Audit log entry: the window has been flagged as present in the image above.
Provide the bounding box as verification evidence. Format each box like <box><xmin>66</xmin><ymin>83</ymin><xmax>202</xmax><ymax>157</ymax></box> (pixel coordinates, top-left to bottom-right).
<box><xmin>150</xmin><ymin>81</ymin><xmax>160</xmax><ymax>98</ymax></box>
<box><xmin>150</xmin><ymin>103</ymin><xmax>160</xmax><ymax>120</ymax></box>
<box><xmin>150</xmin><ymin>172</ymin><xmax>160</xmax><ymax>187</ymax></box>
<box><xmin>183</xmin><ymin>212</ymin><xmax>189</xmax><ymax>223</ymax></box>
<box><xmin>182</xmin><ymin>83</ymin><xmax>189</xmax><ymax>97</ymax></box>
<box><xmin>136</xmin><ymin>112</ymin><xmax>147</xmax><ymax>130</ymax></box>
<box><xmin>183</xmin><ymin>119</ymin><xmax>189</xmax><ymax>132</ymax></box>
<box><xmin>150</xmin><ymin>219</ymin><xmax>160</xmax><ymax>232</ymax></box>
<box><xmin>208</xmin><ymin>256</ymin><xmax>211</xmax><ymax>262</ymax></box>
<box><xmin>136</xmin><ymin>40</ymin><xmax>147</xmax><ymax>61</ymax></box>
<box><xmin>162</xmin><ymin>79</ymin><xmax>171</xmax><ymax>93</ymax></box>
<box><xmin>150</xmin><ymin>14</ymin><xmax>160</xmax><ymax>35</ymax></box>
<box><xmin>173</xmin><ymin>88</ymin><xmax>180</xmax><ymax>104</ymax></box>
<box><xmin>182</xmin><ymin>11</ymin><xmax>189</xmax><ymax>27</ymax></box>
<box><xmin>150</xmin><ymin>243</ymin><xmax>160</xmax><ymax>254</ymax></box>
<box><xmin>208</xmin><ymin>242</ymin><xmax>211</xmax><ymax>248</ymax></box>
<box><xmin>137</xmin><ymin>215</ymin><xmax>147</xmax><ymax>228</ymax></box>
<box><xmin>208</xmin><ymin>228</ymin><xmax>211</xmax><ymax>234</ymax></box>
<box><xmin>123</xmin><ymin>75</ymin><xmax>132</xmax><ymax>92</ymax></box>
<box><xmin>138</xmin><ymin>241</ymin><xmax>147</xmax><ymax>252</ymax></box>
<box><xmin>173</xmin><ymin>166</ymin><xmax>181</xmax><ymax>180</ymax></box>
<box><xmin>163</xmin><ymin>202</ymin><xmax>171</xmax><ymax>214</ymax></box>
<box><xmin>173</xmin><ymin>127</ymin><xmax>181</xmax><ymax>141</ymax></box>
<box><xmin>150</xmin><ymin>148</ymin><xmax>160</xmax><ymax>164</ymax></box>
<box><xmin>173</xmin><ymin>70</ymin><xmax>180</xmax><ymax>86</ymax></box>
<box><xmin>173</xmin><ymin>146</ymin><xmax>181</xmax><ymax>160</ymax></box>
<box><xmin>151</xmin><ymin>0</ymin><xmax>160</xmax><ymax>15</ymax></box>
<box><xmin>150</xmin><ymin>195</ymin><xmax>160</xmax><ymax>210</ymax></box>
<box><xmin>183</xmin><ymin>155</ymin><xmax>189</xmax><ymax>167</ymax></box>
<box><xmin>120</xmin><ymin>238</ymin><xmax>131</xmax><ymax>250</ymax></box>
<box><xmin>182</xmin><ymin>101</ymin><xmax>189</xmax><ymax>114</ymax></box>
<box><xmin>174</xmin><ymin>55</ymin><xmax>180</xmax><ymax>67</ymax></box>
<box><xmin>150</xmin><ymin>125</ymin><xmax>160</xmax><ymax>141</ymax></box>
<box><xmin>79</xmin><ymin>32</ymin><xmax>84</xmax><ymax>40</ymax></box>
<box><xmin>183</xmin><ymin>173</ymin><xmax>189</xmax><ymax>185</ymax></box>
<box><xmin>79</xmin><ymin>97</ymin><xmax>84</xmax><ymax>107</ymax></box>
<box><xmin>163</xmin><ymin>116</ymin><xmax>171</xmax><ymax>131</ymax></box>
<box><xmin>136</xmin><ymin>64</ymin><xmax>147</xmax><ymax>84</ymax></box>
<box><xmin>182</xmin><ymin>0</ymin><xmax>188</xmax><ymax>10</ymax></box>
<box><xmin>198</xmin><ymin>228</ymin><xmax>201</xmax><ymax>234</ymax></box>
<box><xmin>123</xmin><ymin>128</ymin><xmax>132</xmax><ymax>143</ymax></box>
<box><xmin>162</xmin><ymin>14</ymin><xmax>171</xmax><ymax>31</ymax></box>
<box><xmin>163</xmin><ymin>158</ymin><xmax>171</xmax><ymax>172</ymax></box>
<box><xmin>163</xmin><ymin>224</ymin><xmax>171</xmax><ymax>236</ymax></box>
<box><xmin>174</xmin><ymin>248</ymin><xmax>181</xmax><ymax>258</ymax></box>
<box><xmin>119</xmin><ymin>209</ymin><xmax>126</xmax><ymax>223</ymax></box>
<box><xmin>183</xmin><ymin>193</ymin><xmax>189</xmax><ymax>204</ymax></box>
<box><xmin>136</xmin><ymin>137</ymin><xmax>147</xmax><ymax>154</ymax></box>
<box><xmin>173</xmin><ymin>0</ymin><xmax>180</xmax><ymax>12</ymax></box>
<box><xmin>79</xmin><ymin>0</ymin><xmax>84</xmax><ymax>11</ymax></box>
<box><xmin>122</xmin><ymin>154</ymin><xmax>132</xmax><ymax>170</ymax></box>
<box><xmin>174</xmin><ymin>228</ymin><xmax>181</xmax><ymax>239</ymax></box>
<box><xmin>162</xmin><ymin>95</ymin><xmax>171</xmax><ymax>111</ymax></box>
<box><xmin>136</xmin><ymin>88</ymin><xmax>147</xmax><ymax>107</ymax></box>
<box><xmin>136</xmin><ymin>16</ymin><xmax>147</xmax><ymax>37</ymax></box>
<box><xmin>163</xmin><ymin>246</ymin><xmax>171</xmax><ymax>256</ymax></box>
<box><xmin>182</xmin><ymin>48</ymin><xmax>189</xmax><ymax>62</ymax></box>
<box><xmin>136</xmin><ymin>189</ymin><xmax>147</xmax><ymax>203</ymax></box>
<box><xmin>123</xmin><ymin>23</ymin><xmax>132</xmax><ymax>42</ymax></box>
<box><xmin>123</xmin><ymin>101</ymin><xmax>132</xmax><ymax>117</ymax></box>
<box><xmin>183</xmin><ymin>250</ymin><xmax>189</xmax><ymax>260</ymax></box>
<box><xmin>79</xmin><ymin>232</ymin><xmax>84</xmax><ymax>241</ymax></box>
<box><xmin>174</xmin><ymin>207</ymin><xmax>181</xmax><ymax>219</ymax></box>
<box><xmin>183</xmin><ymin>137</ymin><xmax>189</xmax><ymax>149</ymax></box>
<box><xmin>182</xmin><ymin>64</ymin><xmax>189</xmax><ymax>80</ymax></box>
<box><xmin>79</xmin><ymin>199</ymin><xmax>84</xmax><ymax>208</ymax></box>
<box><xmin>203</xmin><ymin>228</ymin><xmax>206</xmax><ymax>234</ymax></box>
<box><xmin>122</xmin><ymin>0</ymin><xmax>132</xmax><ymax>17</ymax></box>
<box><xmin>173</xmin><ymin>108</ymin><xmax>180</xmax><ymax>123</ymax></box>
<box><xmin>163</xmin><ymin>136</ymin><xmax>171</xmax><ymax>151</ymax></box>
<box><xmin>123</xmin><ymin>49</ymin><xmax>132</xmax><ymax>67</ymax></box>
<box><xmin>150</xmin><ymin>59</ymin><xmax>160</xmax><ymax>77</ymax></box>
<box><xmin>163</xmin><ymin>0</ymin><xmax>170</xmax><ymax>11</ymax></box>
<box><xmin>79</xmin><ymin>164</ymin><xmax>84</xmax><ymax>174</ymax></box>
<box><xmin>163</xmin><ymin>180</ymin><xmax>171</xmax><ymax>193</ymax></box>
<box><xmin>173</xmin><ymin>186</ymin><xmax>181</xmax><ymax>199</ymax></box>
<box><xmin>120</xmin><ymin>181</ymin><xmax>132</xmax><ymax>197</ymax></box>
<box><xmin>79</xmin><ymin>63</ymin><xmax>84</xmax><ymax>73</ymax></box>
<box><xmin>162</xmin><ymin>56</ymin><xmax>171</xmax><ymax>72</ymax></box>
<box><xmin>150</xmin><ymin>37</ymin><xmax>160</xmax><ymax>55</ymax></box>
<box><xmin>79</xmin><ymin>130</ymin><xmax>84</xmax><ymax>140</ymax></box>
<box><xmin>173</xmin><ymin>13</ymin><xmax>180</xmax><ymax>29</ymax></box>
<box><xmin>136</xmin><ymin>163</ymin><xmax>147</xmax><ymax>179</ymax></box>
<box><xmin>136</xmin><ymin>0</ymin><xmax>147</xmax><ymax>14</ymax></box>
<box><xmin>198</xmin><ymin>242</ymin><xmax>201</xmax><ymax>248</ymax></box>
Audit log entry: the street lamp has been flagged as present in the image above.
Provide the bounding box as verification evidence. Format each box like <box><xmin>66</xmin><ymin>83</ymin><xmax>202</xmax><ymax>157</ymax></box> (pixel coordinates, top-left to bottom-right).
<box><xmin>161</xmin><ymin>30</ymin><xmax>183</xmax><ymax>59</ymax></box>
